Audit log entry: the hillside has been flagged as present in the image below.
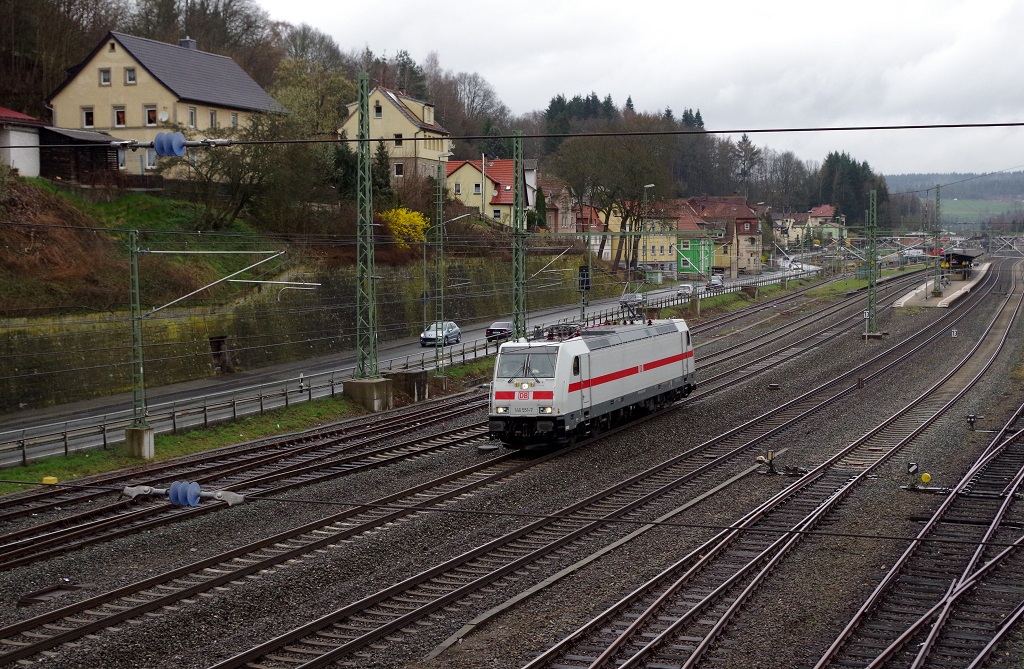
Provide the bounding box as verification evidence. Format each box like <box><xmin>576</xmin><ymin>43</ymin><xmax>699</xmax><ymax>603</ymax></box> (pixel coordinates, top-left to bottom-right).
<box><xmin>0</xmin><ymin>179</ymin><xmax>280</xmax><ymax>318</ymax></box>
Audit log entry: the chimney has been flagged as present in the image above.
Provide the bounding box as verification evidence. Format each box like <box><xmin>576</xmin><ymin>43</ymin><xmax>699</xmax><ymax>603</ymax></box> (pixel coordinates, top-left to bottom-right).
<box><xmin>179</xmin><ymin>37</ymin><xmax>197</xmax><ymax>50</ymax></box>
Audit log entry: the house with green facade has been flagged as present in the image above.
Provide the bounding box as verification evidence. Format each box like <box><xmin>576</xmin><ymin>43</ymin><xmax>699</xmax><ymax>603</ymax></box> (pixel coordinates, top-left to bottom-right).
<box><xmin>667</xmin><ymin>201</ymin><xmax>715</xmax><ymax>279</ymax></box>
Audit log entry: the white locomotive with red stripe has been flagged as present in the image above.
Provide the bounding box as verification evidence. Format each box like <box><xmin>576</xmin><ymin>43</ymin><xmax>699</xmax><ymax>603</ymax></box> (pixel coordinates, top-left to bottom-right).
<box><xmin>488</xmin><ymin>318</ymin><xmax>696</xmax><ymax>447</ymax></box>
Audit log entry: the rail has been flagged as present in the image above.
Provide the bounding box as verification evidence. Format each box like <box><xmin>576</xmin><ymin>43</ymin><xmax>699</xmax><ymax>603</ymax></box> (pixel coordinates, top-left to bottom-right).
<box><xmin>0</xmin><ymin>268</ymin><xmax>816</xmax><ymax>467</ymax></box>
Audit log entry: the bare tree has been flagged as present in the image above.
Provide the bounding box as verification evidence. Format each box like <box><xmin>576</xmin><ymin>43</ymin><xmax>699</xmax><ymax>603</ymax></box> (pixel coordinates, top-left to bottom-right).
<box><xmin>283</xmin><ymin>23</ymin><xmax>342</xmax><ymax>70</ymax></box>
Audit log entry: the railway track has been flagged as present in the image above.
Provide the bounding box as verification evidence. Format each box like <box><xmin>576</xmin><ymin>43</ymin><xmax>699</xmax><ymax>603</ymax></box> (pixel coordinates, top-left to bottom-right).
<box><xmin>0</xmin><ymin>268</ymin><xmax>979</xmax><ymax>667</ymax></box>
<box><xmin>184</xmin><ymin>273</ymin><xmax>1003</xmax><ymax>667</ymax></box>
<box><xmin>0</xmin><ymin>396</ymin><xmax>487</xmax><ymax>569</ymax></box>
<box><xmin>522</xmin><ymin>260</ymin><xmax>1023</xmax><ymax>669</ymax></box>
<box><xmin>816</xmin><ymin>336</ymin><xmax>1024</xmax><ymax>664</ymax></box>
<box><xmin>0</xmin><ymin>275</ymin><xmax>921</xmax><ymax>573</ymax></box>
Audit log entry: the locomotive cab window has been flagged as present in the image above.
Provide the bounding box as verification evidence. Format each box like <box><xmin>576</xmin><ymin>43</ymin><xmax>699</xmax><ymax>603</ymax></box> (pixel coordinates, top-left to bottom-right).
<box><xmin>496</xmin><ymin>350</ymin><xmax>557</xmax><ymax>378</ymax></box>
<box><xmin>572</xmin><ymin>356</ymin><xmax>580</xmax><ymax>376</ymax></box>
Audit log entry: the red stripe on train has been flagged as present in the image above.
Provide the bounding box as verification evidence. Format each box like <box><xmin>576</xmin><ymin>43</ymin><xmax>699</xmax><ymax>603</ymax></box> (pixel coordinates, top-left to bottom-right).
<box><xmin>493</xmin><ymin>390</ymin><xmax>554</xmax><ymax>400</ymax></box>
<box><xmin>567</xmin><ymin>350</ymin><xmax>692</xmax><ymax>393</ymax></box>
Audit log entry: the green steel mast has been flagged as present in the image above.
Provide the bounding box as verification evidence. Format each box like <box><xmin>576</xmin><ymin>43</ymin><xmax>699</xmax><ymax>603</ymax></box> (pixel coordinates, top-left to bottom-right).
<box><xmin>434</xmin><ymin>161</ymin><xmax>445</xmax><ymax>372</ymax></box>
<box><xmin>129</xmin><ymin>229</ymin><xmax>148</xmax><ymax>426</ymax></box>
<box><xmin>865</xmin><ymin>190</ymin><xmax>878</xmax><ymax>336</ymax></box>
<box><xmin>354</xmin><ymin>73</ymin><xmax>378</xmax><ymax>378</ymax></box>
<box><xmin>512</xmin><ymin>133</ymin><xmax>526</xmax><ymax>339</ymax></box>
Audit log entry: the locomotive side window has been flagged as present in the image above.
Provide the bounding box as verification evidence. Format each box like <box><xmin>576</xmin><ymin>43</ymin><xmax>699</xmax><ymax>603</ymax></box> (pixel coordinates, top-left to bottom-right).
<box><xmin>572</xmin><ymin>356</ymin><xmax>580</xmax><ymax>376</ymax></box>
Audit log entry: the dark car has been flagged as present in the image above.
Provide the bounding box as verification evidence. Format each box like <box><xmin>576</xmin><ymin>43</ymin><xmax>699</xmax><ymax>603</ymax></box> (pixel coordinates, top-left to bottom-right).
<box><xmin>486</xmin><ymin>321</ymin><xmax>513</xmax><ymax>342</ymax></box>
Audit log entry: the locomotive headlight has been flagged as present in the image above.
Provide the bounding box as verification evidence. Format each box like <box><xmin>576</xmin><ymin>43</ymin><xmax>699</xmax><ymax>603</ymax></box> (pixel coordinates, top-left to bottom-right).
<box><xmin>539</xmin><ymin>406</ymin><xmax>553</xmax><ymax>414</ymax></box>
<box><xmin>495</xmin><ymin>406</ymin><xmax>509</xmax><ymax>414</ymax></box>
<box><xmin>520</xmin><ymin>382</ymin><xmax>531</xmax><ymax>389</ymax></box>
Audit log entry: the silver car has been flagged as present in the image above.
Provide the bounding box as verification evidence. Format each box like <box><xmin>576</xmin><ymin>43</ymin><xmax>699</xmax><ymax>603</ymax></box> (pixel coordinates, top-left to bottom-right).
<box><xmin>619</xmin><ymin>292</ymin><xmax>644</xmax><ymax>309</ymax></box>
<box><xmin>676</xmin><ymin>284</ymin><xmax>694</xmax><ymax>297</ymax></box>
<box><xmin>420</xmin><ymin>321</ymin><xmax>461</xmax><ymax>347</ymax></box>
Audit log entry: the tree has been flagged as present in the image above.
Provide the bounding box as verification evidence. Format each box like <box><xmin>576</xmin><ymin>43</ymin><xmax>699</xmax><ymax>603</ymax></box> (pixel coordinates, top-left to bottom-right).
<box><xmin>170</xmin><ymin>114</ymin><xmax>284</xmax><ymax>230</ymax></box>
<box><xmin>379</xmin><ymin>207</ymin><xmax>428</xmax><ymax>250</ymax></box>
<box><xmin>1</xmin><ymin>0</ymin><xmax>126</xmax><ymax>117</ymax></box>
<box><xmin>544</xmin><ymin>94</ymin><xmax>570</xmax><ymax>155</ymax></box>
<box><xmin>282</xmin><ymin>23</ymin><xmax>342</xmax><ymax>70</ymax></box>
<box><xmin>269</xmin><ymin>58</ymin><xmax>354</xmax><ymax>138</ymax></box>
<box><xmin>372</xmin><ymin>140</ymin><xmax>397</xmax><ymax>210</ymax></box>
<box><xmin>532</xmin><ymin>186</ymin><xmax>548</xmax><ymax>231</ymax></box>
<box><xmin>733</xmin><ymin>134</ymin><xmax>763</xmax><ymax>197</ymax></box>
<box><xmin>816</xmin><ymin>151</ymin><xmax>889</xmax><ymax>225</ymax></box>
<box><xmin>390</xmin><ymin>50</ymin><xmax>428</xmax><ymax>99</ymax></box>
<box><xmin>549</xmin><ymin>112</ymin><xmax>673</xmax><ymax>274</ymax></box>
<box><xmin>331</xmin><ymin>134</ymin><xmax>359</xmax><ymax>200</ymax></box>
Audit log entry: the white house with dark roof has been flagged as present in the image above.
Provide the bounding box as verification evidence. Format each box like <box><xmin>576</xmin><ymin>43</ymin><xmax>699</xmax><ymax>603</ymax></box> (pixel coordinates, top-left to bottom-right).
<box><xmin>47</xmin><ymin>31</ymin><xmax>285</xmax><ymax>176</ymax></box>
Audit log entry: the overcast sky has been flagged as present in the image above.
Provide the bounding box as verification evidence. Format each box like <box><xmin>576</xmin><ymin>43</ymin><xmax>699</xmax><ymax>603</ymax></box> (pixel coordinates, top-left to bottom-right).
<box><xmin>257</xmin><ymin>0</ymin><xmax>1024</xmax><ymax>177</ymax></box>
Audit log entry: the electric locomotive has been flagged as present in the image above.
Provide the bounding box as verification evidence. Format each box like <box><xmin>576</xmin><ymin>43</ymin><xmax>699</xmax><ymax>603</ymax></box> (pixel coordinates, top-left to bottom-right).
<box><xmin>488</xmin><ymin>318</ymin><xmax>696</xmax><ymax>447</ymax></box>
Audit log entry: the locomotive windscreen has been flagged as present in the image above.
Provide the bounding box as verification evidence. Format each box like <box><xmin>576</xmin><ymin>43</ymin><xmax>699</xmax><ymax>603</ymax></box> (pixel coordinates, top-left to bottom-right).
<box><xmin>496</xmin><ymin>349</ymin><xmax>558</xmax><ymax>378</ymax></box>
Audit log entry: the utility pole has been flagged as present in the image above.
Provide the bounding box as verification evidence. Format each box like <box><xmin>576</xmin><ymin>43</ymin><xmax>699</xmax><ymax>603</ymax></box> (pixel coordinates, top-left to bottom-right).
<box><xmin>354</xmin><ymin>73</ymin><xmax>378</xmax><ymax>378</ymax></box>
<box><xmin>512</xmin><ymin>133</ymin><xmax>526</xmax><ymax>340</ymax></box>
<box><xmin>128</xmin><ymin>229</ymin><xmax>147</xmax><ymax>427</ymax></box>
<box><xmin>434</xmin><ymin>160</ymin><xmax>445</xmax><ymax>373</ymax></box>
<box><xmin>931</xmin><ymin>184</ymin><xmax>943</xmax><ymax>297</ymax></box>
<box><xmin>864</xmin><ymin>190</ymin><xmax>880</xmax><ymax>339</ymax></box>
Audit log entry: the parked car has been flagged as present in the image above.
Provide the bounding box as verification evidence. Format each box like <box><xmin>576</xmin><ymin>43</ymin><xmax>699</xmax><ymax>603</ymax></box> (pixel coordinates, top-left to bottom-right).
<box><xmin>486</xmin><ymin>321</ymin><xmax>513</xmax><ymax>342</ymax></box>
<box><xmin>420</xmin><ymin>321</ymin><xmax>461</xmax><ymax>347</ymax></box>
<box><xmin>619</xmin><ymin>292</ymin><xmax>644</xmax><ymax>309</ymax></box>
<box><xmin>705</xmin><ymin>275</ymin><xmax>725</xmax><ymax>291</ymax></box>
<box><xmin>676</xmin><ymin>284</ymin><xmax>694</xmax><ymax>297</ymax></box>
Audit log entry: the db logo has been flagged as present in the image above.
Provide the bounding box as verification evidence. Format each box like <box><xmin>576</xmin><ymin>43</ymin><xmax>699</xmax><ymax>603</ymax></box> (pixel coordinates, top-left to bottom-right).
<box><xmin>518</xmin><ymin>391</ymin><xmax>530</xmax><ymax>400</ymax></box>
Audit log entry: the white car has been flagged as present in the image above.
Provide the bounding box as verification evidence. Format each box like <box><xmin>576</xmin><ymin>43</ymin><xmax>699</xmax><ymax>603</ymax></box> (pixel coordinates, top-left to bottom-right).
<box><xmin>676</xmin><ymin>284</ymin><xmax>694</xmax><ymax>297</ymax></box>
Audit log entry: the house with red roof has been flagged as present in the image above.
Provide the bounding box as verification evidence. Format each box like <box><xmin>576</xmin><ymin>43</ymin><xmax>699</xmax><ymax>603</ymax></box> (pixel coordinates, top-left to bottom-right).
<box><xmin>445</xmin><ymin>158</ymin><xmax>531</xmax><ymax>226</ymax></box>
<box><xmin>0</xmin><ymin>107</ymin><xmax>46</xmax><ymax>177</ymax></box>
<box><xmin>785</xmin><ymin>204</ymin><xmax>847</xmax><ymax>251</ymax></box>
<box><xmin>666</xmin><ymin>200</ymin><xmax>715</xmax><ymax>278</ymax></box>
<box><xmin>687</xmin><ymin>195</ymin><xmax>762</xmax><ymax>276</ymax></box>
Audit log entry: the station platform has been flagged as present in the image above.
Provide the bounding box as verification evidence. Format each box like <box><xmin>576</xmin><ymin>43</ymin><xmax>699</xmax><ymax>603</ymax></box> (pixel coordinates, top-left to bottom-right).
<box><xmin>892</xmin><ymin>263</ymin><xmax>989</xmax><ymax>308</ymax></box>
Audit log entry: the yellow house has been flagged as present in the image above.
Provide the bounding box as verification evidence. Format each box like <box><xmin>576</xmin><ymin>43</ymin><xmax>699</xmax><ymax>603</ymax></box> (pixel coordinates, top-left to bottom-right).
<box><xmin>607</xmin><ymin>206</ymin><xmax>682</xmax><ymax>278</ymax></box>
<box><xmin>445</xmin><ymin>158</ymin><xmax>530</xmax><ymax>225</ymax></box>
<box><xmin>339</xmin><ymin>86</ymin><xmax>451</xmax><ymax>182</ymax></box>
<box><xmin>47</xmin><ymin>31</ymin><xmax>285</xmax><ymax>176</ymax></box>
